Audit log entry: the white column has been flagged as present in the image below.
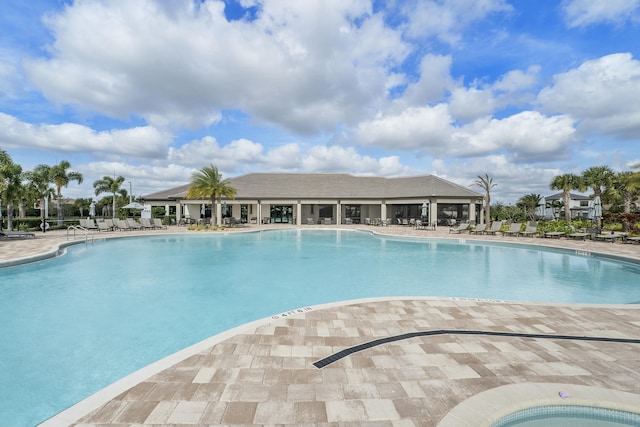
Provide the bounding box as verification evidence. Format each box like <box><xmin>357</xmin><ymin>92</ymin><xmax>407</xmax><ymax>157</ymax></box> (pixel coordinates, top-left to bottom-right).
<box><xmin>380</xmin><ymin>202</ymin><xmax>387</xmax><ymax>220</ymax></box>
<box><xmin>216</xmin><ymin>203</ymin><xmax>222</xmax><ymax>226</ymax></box>
<box><xmin>469</xmin><ymin>202</ymin><xmax>476</xmax><ymax>224</ymax></box>
<box><xmin>336</xmin><ymin>202</ymin><xmax>341</xmax><ymax>225</ymax></box>
<box><xmin>296</xmin><ymin>202</ymin><xmax>302</xmax><ymax>225</ymax></box>
<box><xmin>430</xmin><ymin>200</ymin><xmax>438</xmax><ymax>228</ymax></box>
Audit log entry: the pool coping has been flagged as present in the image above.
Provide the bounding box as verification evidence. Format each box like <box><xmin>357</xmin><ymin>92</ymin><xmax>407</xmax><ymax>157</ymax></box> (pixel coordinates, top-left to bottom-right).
<box><xmin>437</xmin><ymin>382</ymin><xmax>640</xmax><ymax>426</ymax></box>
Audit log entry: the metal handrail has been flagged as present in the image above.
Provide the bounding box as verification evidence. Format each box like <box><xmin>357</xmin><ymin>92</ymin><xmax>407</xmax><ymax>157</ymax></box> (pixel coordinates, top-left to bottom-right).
<box><xmin>66</xmin><ymin>225</ymin><xmax>94</xmax><ymax>243</ymax></box>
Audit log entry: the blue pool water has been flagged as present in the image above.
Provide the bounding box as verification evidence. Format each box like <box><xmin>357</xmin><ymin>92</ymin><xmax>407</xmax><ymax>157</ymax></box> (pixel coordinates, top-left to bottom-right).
<box><xmin>2</xmin><ymin>229</ymin><xmax>640</xmax><ymax>426</ymax></box>
<box><xmin>492</xmin><ymin>405</ymin><xmax>640</xmax><ymax>426</ymax></box>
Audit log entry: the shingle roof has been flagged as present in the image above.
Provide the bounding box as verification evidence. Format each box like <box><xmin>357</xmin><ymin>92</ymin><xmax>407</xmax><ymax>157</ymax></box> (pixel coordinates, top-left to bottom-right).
<box><xmin>143</xmin><ymin>173</ymin><xmax>482</xmax><ymax>201</ymax></box>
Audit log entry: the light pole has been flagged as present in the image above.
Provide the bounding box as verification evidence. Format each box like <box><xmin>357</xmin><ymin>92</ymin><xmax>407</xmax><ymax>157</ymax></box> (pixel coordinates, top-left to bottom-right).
<box><xmin>128</xmin><ymin>181</ymin><xmax>132</xmax><ymax>204</ymax></box>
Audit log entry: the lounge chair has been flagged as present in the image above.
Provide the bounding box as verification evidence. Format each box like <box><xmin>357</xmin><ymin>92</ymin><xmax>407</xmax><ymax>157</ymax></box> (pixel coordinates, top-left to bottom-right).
<box><xmin>141</xmin><ymin>218</ymin><xmax>155</xmax><ymax>230</ymax></box>
<box><xmin>470</xmin><ymin>223</ymin><xmax>487</xmax><ymax>234</ymax></box>
<box><xmin>502</xmin><ymin>222</ymin><xmax>522</xmax><ymax>237</ymax></box>
<box><xmin>115</xmin><ymin>219</ymin><xmax>131</xmax><ymax>231</ymax></box>
<box><xmin>306</xmin><ymin>218</ymin><xmax>315</xmax><ymax>225</ymax></box>
<box><xmin>127</xmin><ymin>218</ymin><xmax>142</xmax><ymax>230</ymax></box>
<box><xmin>520</xmin><ymin>222</ymin><xmax>538</xmax><ymax>237</ymax></box>
<box><xmin>594</xmin><ymin>231</ymin><xmax>627</xmax><ymax>243</ymax></box>
<box><xmin>449</xmin><ymin>222</ymin><xmax>470</xmax><ymax>234</ymax></box>
<box><xmin>543</xmin><ymin>231</ymin><xmax>565</xmax><ymax>239</ymax></box>
<box><xmin>484</xmin><ymin>221</ymin><xmax>504</xmax><ymax>235</ymax></box>
<box><xmin>567</xmin><ymin>226</ymin><xmax>596</xmax><ymax>241</ymax></box>
<box><xmin>323</xmin><ymin>218</ymin><xmax>332</xmax><ymax>225</ymax></box>
<box><xmin>625</xmin><ymin>236</ymin><xmax>640</xmax><ymax>244</ymax></box>
<box><xmin>96</xmin><ymin>220</ymin><xmax>113</xmax><ymax>232</ymax></box>
<box><xmin>0</xmin><ymin>230</ymin><xmax>36</xmax><ymax>239</ymax></box>
<box><xmin>152</xmin><ymin>218</ymin><xmax>167</xmax><ymax>229</ymax></box>
<box><xmin>79</xmin><ymin>218</ymin><xmax>98</xmax><ymax>230</ymax></box>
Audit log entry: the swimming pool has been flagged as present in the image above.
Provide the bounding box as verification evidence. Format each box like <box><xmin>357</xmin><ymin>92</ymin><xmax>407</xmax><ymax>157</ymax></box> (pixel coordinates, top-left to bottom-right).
<box><xmin>492</xmin><ymin>405</ymin><xmax>640</xmax><ymax>426</ymax></box>
<box><xmin>2</xmin><ymin>229</ymin><xmax>640</xmax><ymax>426</ymax></box>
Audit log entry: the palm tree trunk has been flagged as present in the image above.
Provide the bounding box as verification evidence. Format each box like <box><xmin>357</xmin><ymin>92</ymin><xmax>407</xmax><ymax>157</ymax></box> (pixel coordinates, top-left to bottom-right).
<box><xmin>7</xmin><ymin>201</ymin><xmax>14</xmax><ymax>230</ymax></box>
<box><xmin>484</xmin><ymin>195</ymin><xmax>490</xmax><ymax>227</ymax></box>
<box><xmin>563</xmin><ymin>191</ymin><xmax>571</xmax><ymax>223</ymax></box>
<box><xmin>18</xmin><ymin>201</ymin><xmax>25</xmax><ymax>219</ymax></box>
<box><xmin>112</xmin><ymin>194</ymin><xmax>116</xmax><ymax>219</ymax></box>
<box><xmin>57</xmin><ymin>189</ymin><xmax>63</xmax><ymax>225</ymax></box>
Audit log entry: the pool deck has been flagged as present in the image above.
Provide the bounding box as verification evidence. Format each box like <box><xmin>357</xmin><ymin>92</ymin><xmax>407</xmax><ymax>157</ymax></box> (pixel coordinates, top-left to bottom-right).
<box><xmin>3</xmin><ymin>224</ymin><xmax>640</xmax><ymax>426</ymax></box>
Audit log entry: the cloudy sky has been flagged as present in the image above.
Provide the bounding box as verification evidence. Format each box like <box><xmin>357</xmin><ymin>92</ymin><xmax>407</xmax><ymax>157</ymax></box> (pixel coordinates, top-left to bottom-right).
<box><xmin>1</xmin><ymin>0</ymin><xmax>639</xmax><ymax>203</ymax></box>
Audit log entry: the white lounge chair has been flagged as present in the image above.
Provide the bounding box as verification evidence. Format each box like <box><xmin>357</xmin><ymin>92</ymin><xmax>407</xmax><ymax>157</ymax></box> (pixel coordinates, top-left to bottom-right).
<box><xmin>485</xmin><ymin>221</ymin><xmax>504</xmax><ymax>235</ymax></box>
<box><xmin>449</xmin><ymin>222</ymin><xmax>470</xmax><ymax>234</ymax></box>
<box><xmin>502</xmin><ymin>222</ymin><xmax>522</xmax><ymax>236</ymax></box>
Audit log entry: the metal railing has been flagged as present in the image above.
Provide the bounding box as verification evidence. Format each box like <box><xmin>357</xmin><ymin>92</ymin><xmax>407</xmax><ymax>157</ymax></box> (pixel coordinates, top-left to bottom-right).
<box><xmin>66</xmin><ymin>225</ymin><xmax>94</xmax><ymax>244</ymax></box>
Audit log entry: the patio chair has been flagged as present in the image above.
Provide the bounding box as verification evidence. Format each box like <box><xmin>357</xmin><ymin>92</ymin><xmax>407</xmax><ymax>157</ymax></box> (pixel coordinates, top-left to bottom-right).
<box><xmin>567</xmin><ymin>226</ymin><xmax>594</xmax><ymax>241</ymax></box>
<box><xmin>141</xmin><ymin>218</ymin><xmax>155</xmax><ymax>229</ymax></box>
<box><xmin>80</xmin><ymin>218</ymin><xmax>98</xmax><ymax>230</ymax></box>
<box><xmin>152</xmin><ymin>218</ymin><xmax>167</xmax><ymax>229</ymax></box>
<box><xmin>323</xmin><ymin>218</ymin><xmax>332</xmax><ymax>225</ymax></box>
<box><xmin>127</xmin><ymin>218</ymin><xmax>142</xmax><ymax>230</ymax></box>
<box><xmin>484</xmin><ymin>221</ymin><xmax>504</xmax><ymax>235</ymax></box>
<box><xmin>96</xmin><ymin>220</ymin><xmax>113</xmax><ymax>232</ymax></box>
<box><xmin>519</xmin><ymin>222</ymin><xmax>538</xmax><ymax>238</ymax></box>
<box><xmin>306</xmin><ymin>218</ymin><xmax>315</xmax><ymax>225</ymax></box>
<box><xmin>502</xmin><ymin>222</ymin><xmax>522</xmax><ymax>237</ymax></box>
<box><xmin>115</xmin><ymin>219</ymin><xmax>131</xmax><ymax>231</ymax></box>
<box><xmin>448</xmin><ymin>222</ymin><xmax>470</xmax><ymax>234</ymax></box>
<box><xmin>0</xmin><ymin>230</ymin><xmax>36</xmax><ymax>239</ymax></box>
<box><xmin>470</xmin><ymin>223</ymin><xmax>487</xmax><ymax>234</ymax></box>
<box><xmin>543</xmin><ymin>231</ymin><xmax>565</xmax><ymax>239</ymax></box>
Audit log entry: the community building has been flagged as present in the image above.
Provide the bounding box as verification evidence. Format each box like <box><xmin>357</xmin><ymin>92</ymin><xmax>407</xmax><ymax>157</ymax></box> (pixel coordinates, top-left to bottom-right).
<box><xmin>142</xmin><ymin>173</ymin><xmax>484</xmax><ymax>227</ymax></box>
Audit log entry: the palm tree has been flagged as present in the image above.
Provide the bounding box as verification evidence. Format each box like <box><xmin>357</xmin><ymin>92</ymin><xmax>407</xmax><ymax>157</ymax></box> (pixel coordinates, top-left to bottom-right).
<box><xmin>186</xmin><ymin>165</ymin><xmax>236</xmax><ymax>226</ymax></box>
<box><xmin>549</xmin><ymin>173</ymin><xmax>585</xmax><ymax>223</ymax></box>
<box><xmin>582</xmin><ymin>165</ymin><xmax>614</xmax><ymax>202</ymax></box>
<box><xmin>1</xmin><ymin>150</ymin><xmax>22</xmax><ymax>230</ymax></box>
<box><xmin>472</xmin><ymin>173</ymin><xmax>497</xmax><ymax>228</ymax></box>
<box><xmin>50</xmin><ymin>160</ymin><xmax>83</xmax><ymax>225</ymax></box>
<box><xmin>93</xmin><ymin>175</ymin><xmax>126</xmax><ymax>219</ymax></box>
<box><xmin>517</xmin><ymin>193</ymin><xmax>541</xmax><ymax>220</ymax></box>
<box><xmin>25</xmin><ymin>164</ymin><xmax>55</xmax><ymax>222</ymax></box>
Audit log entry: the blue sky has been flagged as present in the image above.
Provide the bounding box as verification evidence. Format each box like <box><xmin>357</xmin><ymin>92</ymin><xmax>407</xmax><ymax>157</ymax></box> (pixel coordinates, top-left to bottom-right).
<box><xmin>1</xmin><ymin>0</ymin><xmax>640</xmax><ymax>203</ymax></box>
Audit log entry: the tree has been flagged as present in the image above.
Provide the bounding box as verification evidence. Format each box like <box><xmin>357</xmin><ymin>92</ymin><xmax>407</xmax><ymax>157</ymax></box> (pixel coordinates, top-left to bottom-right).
<box><xmin>186</xmin><ymin>165</ymin><xmax>236</xmax><ymax>226</ymax></box>
<box><xmin>608</xmin><ymin>171</ymin><xmax>640</xmax><ymax>232</ymax></box>
<box><xmin>93</xmin><ymin>175</ymin><xmax>126</xmax><ymax>219</ymax></box>
<box><xmin>549</xmin><ymin>173</ymin><xmax>585</xmax><ymax>223</ymax></box>
<box><xmin>472</xmin><ymin>173</ymin><xmax>497</xmax><ymax>227</ymax></box>
<box><xmin>1</xmin><ymin>150</ymin><xmax>24</xmax><ymax>230</ymax></box>
<box><xmin>50</xmin><ymin>160</ymin><xmax>83</xmax><ymax>225</ymax></box>
<box><xmin>517</xmin><ymin>193</ymin><xmax>541</xmax><ymax>220</ymax></box>
<box><xmin>582</xmin><ymin>166</ymin><xmax>614</xmax><ymax>203</ymax></box>
<box><xmin>25</xmin><ymin>164</ymin><xmax>55</xmax><ymax>221</ymax></box>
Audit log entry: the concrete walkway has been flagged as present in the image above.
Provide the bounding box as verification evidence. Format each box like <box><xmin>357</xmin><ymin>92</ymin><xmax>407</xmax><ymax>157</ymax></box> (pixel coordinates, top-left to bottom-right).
<box><xmin>3</xmin><ymin>224</ymin><xmax>640</xmax><ymax>426</ymax></box>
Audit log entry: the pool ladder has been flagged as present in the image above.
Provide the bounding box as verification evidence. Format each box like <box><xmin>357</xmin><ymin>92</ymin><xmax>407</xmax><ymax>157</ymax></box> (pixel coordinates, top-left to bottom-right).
<box><xmin>66</xmin><ymin>225</ymin><xmax>95</xmax><ymax>244</ymax></box>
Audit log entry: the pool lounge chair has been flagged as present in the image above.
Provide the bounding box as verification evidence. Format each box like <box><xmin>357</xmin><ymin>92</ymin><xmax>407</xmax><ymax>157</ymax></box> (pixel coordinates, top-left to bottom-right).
<box><xmin>470</xmin><ymin>223</ymin><xmax>487</xmax><ymax>234</ymax></box>
<box><xmin>502</xmin><ymin>222</ymin><xmax>522</xmax><ymax>237</ymax></box>
<box><xmin>484</xmin><ymin>221</ymin><xmax>504</xmax><ymax>235</ymax></box>
<box><xmin>141</xmin><ymin>218</ymin><xmax>155</xmax><ymax>230</ymax></box>
<box><xmin>0</xmin><ymin>230</ymin><xmax>36</xmax><ymax>239</ymax></box>
<box><xmin>625</xmin><ymin>236</ymin><xmax>640</xmax><ymax>244</ymax></box>
<box><xmin>152</xmin><ymin>218</ymin><xmax>167</xmax><ymax>229</ymax></box>
<box><xmin>543</xmin><ymin>231</ymin><xmax>565</xmax><ymax>239</ymax></box>
<box><xmin>594</xmin><ymin>232</ymin><xmax>627</xmax><ymax>243</ymax></box>
<box><xmin>96</xmin><ymin>220</ymin><xmax>113</xmax><ymax>232</ymax></box>
<box><xmin>127</xmin><ymin>218</ymin><xmax>142</xmax><ymax>230</ymax></box>
<box><xmin>448</xmin><ymin>222</ymin><xmax>470</xmax><ymax>234</ymax></box>
<box><xmin>115</xmin><ymin>219</ymin><xmax>131</xmax><ymax>231</ymax></box>
<box><xmin>79</xmin><ymin>218</ymin><xmax>98</xmax><ymax>230</ymax></box>
<box><xmin>519</xmin><ymin>222</ymin><xmax>538</xmax><ymax>237</ymax></box>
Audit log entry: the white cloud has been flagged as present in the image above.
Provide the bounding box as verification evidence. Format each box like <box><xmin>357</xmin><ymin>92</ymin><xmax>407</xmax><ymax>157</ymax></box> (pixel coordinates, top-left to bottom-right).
<box><xmin>0</xmin><ymin>113</ymin><xmax>170</xmax><ymax>158</ymax></box>
<box><xmin>354</xmin><ymin>104</ymin><xmax>454</xmax><ymax>151</ymax></box>
<box><xmin>402</xmin><ymin>54</ymin><xmax>455</xmax><ymax>105</ymax></box>
<box><xmin>448</xmin><ymin>86</ymin><xmax>495</xmax><ymax>123</ymax></box>
<box><xmin>562</xmin><ymin>0</ymin><xmax>640</xmax><ymax>27</ymax></box>
<box><xmin>353</xmin><ymin>106</ymin><xmax>576</xmax><ymax>161</ymax></box>
<box><xmin>23</xmin><ymin>0</ymin><xmax>409</xmax><ymax>133</ymax></box>
<box><xmin>403</xmin><ymin>0</ymin><xmax>513</xmax><ymax>45</ymax></box>
<box><xmin>168</xmin><ymin>136</ymin><xmax>264</xmax><ymax>169</ymax></box>
<box><xmin>455</xmin><ymin>111</ymin><xmax>577</xmax><ymax>160</ymax></box>
<box><xmin>300</xmin><ymin>145</ymin><xmax>413</xmax><ymax>175</ymax></box>
<box><xmin>537</xmin><ymin>53</ymin><xmax>640</xmax><ymax>139</ymax></box>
